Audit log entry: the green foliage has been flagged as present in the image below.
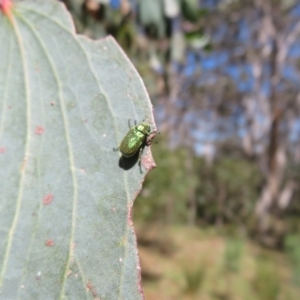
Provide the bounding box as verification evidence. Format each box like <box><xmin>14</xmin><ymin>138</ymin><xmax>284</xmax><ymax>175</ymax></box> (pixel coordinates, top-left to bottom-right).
<box><xmin>285</xmin><ymin>234</ymin><xmax>300</xmax><ymax>285</ymax></box>
<box><xmin>134</xmin><ymin>137</ymin><xmax>197</xmax><ymax>223</ymax></box>
<box><xmin>185</xmin><ymin>30</ymin><xmax>211</xmax><ymax>50</ymax></box>
<box><xmin>285</xmin><ymin>163</ymin><xmax>300</xmax><ymax>230</ymax></box>
<box><xmin>223</xmin><ymin>237</ymin><xmax>244</xmax><ymax>272</ymax></box>
<box><xmin>138</xmin><ymin>0</ymin><xmax>165</xmax><ymax>38</ymax></box>
<box><xmin>62</xmin><ymin>0</ymin><xmax>212</xmax><ymax>78</ymax></box>
<box><xmin>182</xmin><ymin>263</ymin><xmax>206</xmax><ymax>295</ymax></box>
<box><xmin>134</xmin><ymin>140</ymin><xmax>262</xmax><ymax>228</ymax></box>
<box><xmin>252</xmin><ymin>257</ymin><xmax>281</xmax><ymax>300</ymax></box>
<box><xmin>139</xmin><ymin>225</ymin><xmax>300</xmax><ymax>299</ymax></box>
<box><xmin>196</xmin><ymin>157</ymin><xmax>262</xmax><ymax>226</ymax></box>
<box><xmin>181</xmin><ymin>0</ymin><xmax>200</xmax><ymax>22</ymax></box>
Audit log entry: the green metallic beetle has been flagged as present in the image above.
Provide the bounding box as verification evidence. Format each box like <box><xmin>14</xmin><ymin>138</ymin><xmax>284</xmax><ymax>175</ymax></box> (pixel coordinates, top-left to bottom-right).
<box><xmin>114</xmin><ymin>120</ymin><xmax>157</xmax><ymax>167</ymax></box>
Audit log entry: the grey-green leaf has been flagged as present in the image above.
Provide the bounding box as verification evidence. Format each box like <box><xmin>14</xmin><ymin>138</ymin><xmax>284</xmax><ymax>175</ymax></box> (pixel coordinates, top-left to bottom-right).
<box><xmin>0</xmin><ymin>0</ymin><xmax>156</xmax><ymax>299</ymax></box>
<box><xmin>138</xmin><ymin>0</ymin><xmax>165</xmax><ymax>38</ymax></box>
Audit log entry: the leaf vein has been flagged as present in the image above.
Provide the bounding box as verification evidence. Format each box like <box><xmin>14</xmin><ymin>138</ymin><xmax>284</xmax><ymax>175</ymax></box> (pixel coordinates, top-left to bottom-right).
<box><xmin>16</xmin><ymin>13</ymin><xmax>78</xmax><ymax>299</ymax></box>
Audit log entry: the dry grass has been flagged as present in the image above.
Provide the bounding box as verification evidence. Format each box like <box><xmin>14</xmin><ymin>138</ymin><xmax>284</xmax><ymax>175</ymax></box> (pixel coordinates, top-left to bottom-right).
<box><xmin>136</xmin><ymin>224</ymin><xmax>300</xmax><ymax>300</ymax></box>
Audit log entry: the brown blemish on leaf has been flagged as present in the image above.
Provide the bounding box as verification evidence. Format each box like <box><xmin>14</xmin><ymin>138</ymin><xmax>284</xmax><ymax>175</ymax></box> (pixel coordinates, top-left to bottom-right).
<box><xmin>86</xmin><ymin>280</ymin><xmax>98</xmax><ymax>297</ymax></box>
<box><xmin>86</xmin><ymin>281</ymin><xmax>92</xmax><ymax>292</ymax></box>
<box><xmin>45</xmin><ymin>239</ymin><xmax>54</xmax><ymax>247</ymax></box>
<box><xmin>43</xmin><ymin>194</ymin><xmax>53</xmax><ymax>205</ymax></box>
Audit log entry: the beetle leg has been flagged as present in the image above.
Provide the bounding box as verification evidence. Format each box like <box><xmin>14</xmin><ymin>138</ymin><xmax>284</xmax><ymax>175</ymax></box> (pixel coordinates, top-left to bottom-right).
<box><xmin>153</xmin><ymin>131</ymin><xmax>160</xmax><ymax>144</ymax></box>
<box><xmin>113</xmin><ymin>147</ymin><xmax>119</xmax><ymax>151</ymax></box>
<box><xmin>128</xmin><ymin>119</ymin><xmax>138</xmax><ymax>128</ymax></box>
<box><xmin>146</xmin><ymin>131</ymin><xmax>159</xmax><ymax>146</ymax></box>
<box><xmin>138</xmin><ymin>147</ymin><xmax>143</xmax><ymax>173</ymax></box>
<box><xmin>149</xmin><ymin>130</ymin><xmax>159</xmax><ymax>135</ymax></box>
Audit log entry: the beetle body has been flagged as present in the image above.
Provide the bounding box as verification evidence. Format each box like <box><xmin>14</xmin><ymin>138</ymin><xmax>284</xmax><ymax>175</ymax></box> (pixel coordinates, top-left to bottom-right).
<box><xmin>119</xmin><ymin>123</ymin><xmax>151</xmax><ymax>157</ymax></box>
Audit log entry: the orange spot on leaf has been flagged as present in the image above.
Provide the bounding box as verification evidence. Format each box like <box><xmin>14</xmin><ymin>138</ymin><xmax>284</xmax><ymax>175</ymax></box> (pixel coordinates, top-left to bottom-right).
<box><xmin>0</xmin><ymin>0</ymin><xmax>13</xmax><ymax>20</ymax></box>
<box><xmin>86</xmin><ymin>282</ymin><xmax>93</xmax><ymax>291</ymax></box>
<box><xmin>45</xmin><ymin>239</ymin><xmax>54</xmax><ymax>247</ymax></box>
<box><xmin>86</xmin><ymin>281</ymin><xmax>97</xmax><ymax>297</ymax></box>
<box><xmin>35</xmin><ymin>126</ymin><xmax>45</xmax><ymax>135</ymax></box>
<box><xmin>43</xmin><ymin>194</ymin><xmax>53</xmax><ymax>205</ymax></box>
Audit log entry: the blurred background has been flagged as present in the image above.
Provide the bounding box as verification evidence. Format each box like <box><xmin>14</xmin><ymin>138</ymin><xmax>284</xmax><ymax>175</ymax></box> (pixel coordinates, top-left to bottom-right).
<box><xmin>61</xmin><ymin>0</ymin><xmax>300</xmax><ymax>298</ymax></box>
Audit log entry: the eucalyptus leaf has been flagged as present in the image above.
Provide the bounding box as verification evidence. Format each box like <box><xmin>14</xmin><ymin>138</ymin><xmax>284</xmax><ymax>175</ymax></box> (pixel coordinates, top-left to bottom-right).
<box><xmin>95</xmin><ymin>0</ymin><xmax>110</xmax><ymax>4</ymax></box>
<box><xmin>163</xmin><ymin>0</ymin><xmax>180</xmax><ymax>18</ymax></box>
<box><xmin>181</xmin><ymin>0</ymin><xmax>199</xmax><ymax>22</ymax></box>
<box><xmin>171</xmin><ymin>30</ymin><xmax>186</xmax><ymax>63</ymax></box>
<box><xmin>138</xmin><ymin>0</ymin><xmax>165</xmax><ymax>38</ymax></box>
<box><xmin>0</xmin><ymin>0</ymin><xmax>156</xmax><ymax>299</ymax></box>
